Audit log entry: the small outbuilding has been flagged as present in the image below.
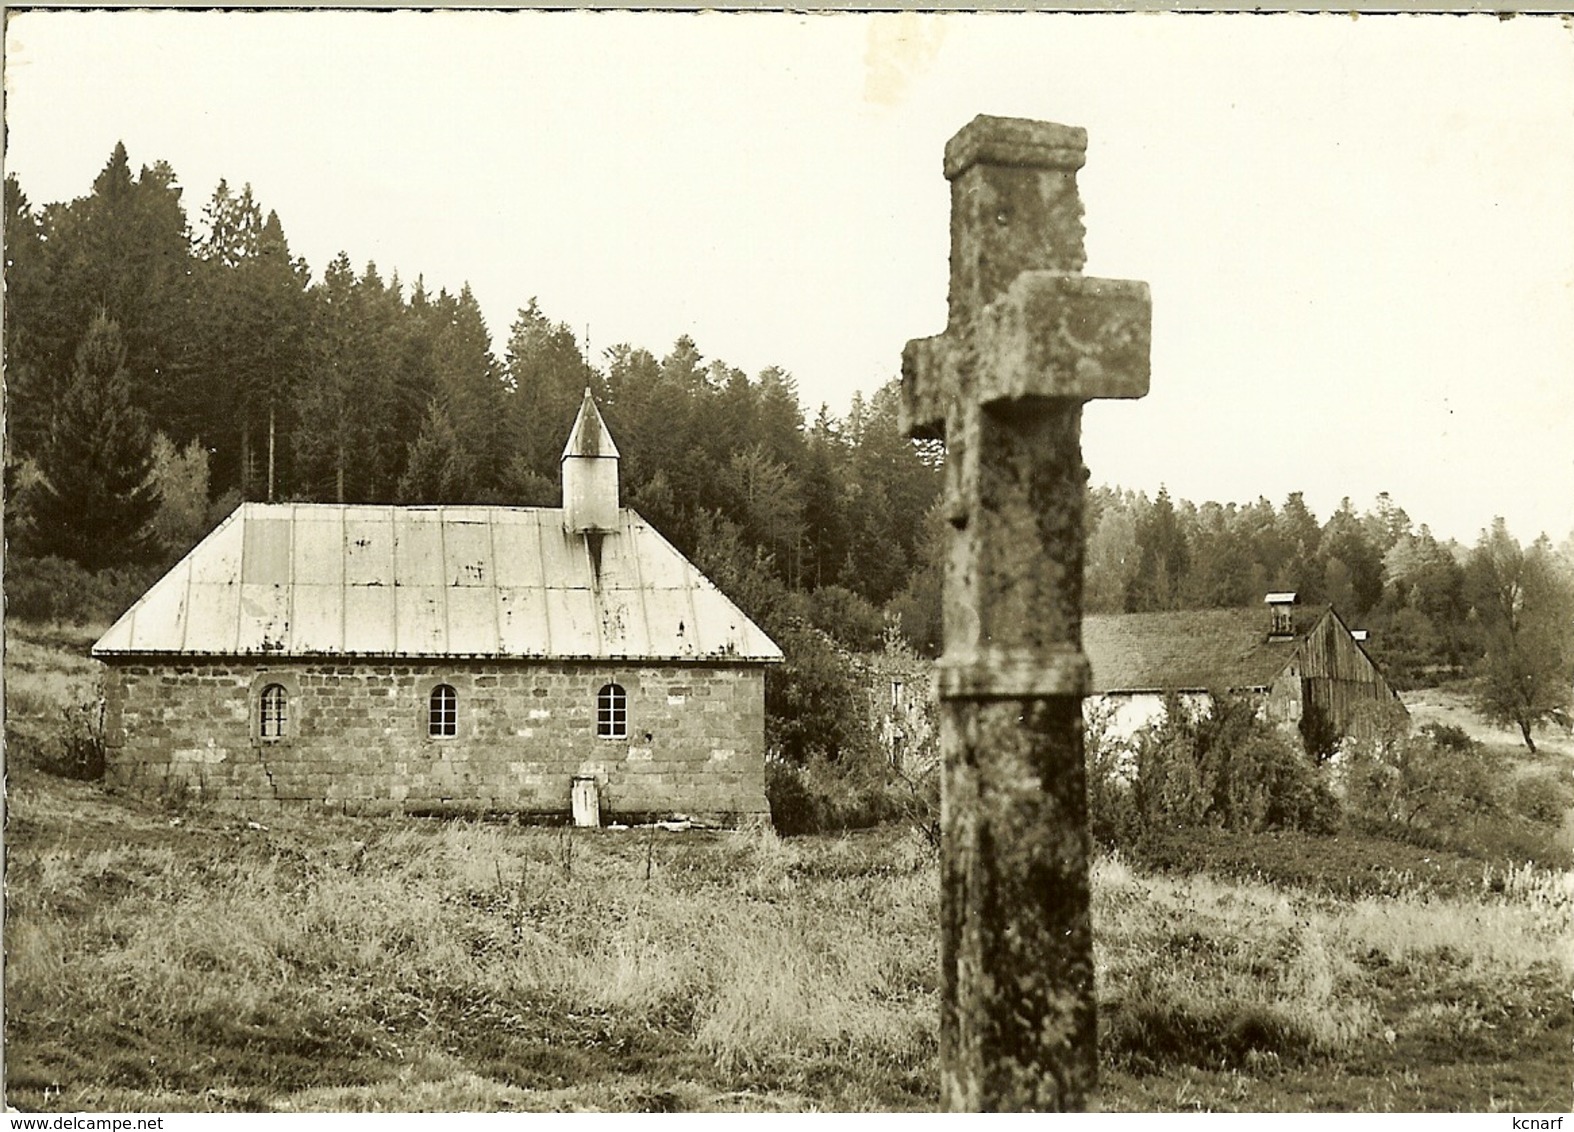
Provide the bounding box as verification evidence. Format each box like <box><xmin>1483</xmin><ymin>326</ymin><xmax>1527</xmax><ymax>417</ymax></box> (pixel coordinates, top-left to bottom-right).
<box><xmin>1082</xmin><ymin>593</ymin><xmax>1406</xmax><ymax>752</ymax></box>
<box><xmin>93</xmin><ymin>392</ymin><xmax>781</xmax><ymax>822</ymax></box>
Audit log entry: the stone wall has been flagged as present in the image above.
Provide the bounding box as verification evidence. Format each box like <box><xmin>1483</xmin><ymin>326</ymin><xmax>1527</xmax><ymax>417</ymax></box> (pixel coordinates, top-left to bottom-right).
<box><xmin>100</xmin><ymin>658</ymin><xmax>769</xmax><ymax>821</ymax></box>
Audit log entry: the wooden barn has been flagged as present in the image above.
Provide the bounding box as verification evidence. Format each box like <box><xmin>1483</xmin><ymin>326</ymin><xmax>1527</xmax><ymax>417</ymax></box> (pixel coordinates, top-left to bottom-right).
<box><xmin>1082</xmin><ymin>593</ymin><xmax>1406</xmax><ymax>752</ymax></box>
<box><xmin>92</xmin><ymin>392</ymin><xmax>781</xmax><ymax>823</ymax></box>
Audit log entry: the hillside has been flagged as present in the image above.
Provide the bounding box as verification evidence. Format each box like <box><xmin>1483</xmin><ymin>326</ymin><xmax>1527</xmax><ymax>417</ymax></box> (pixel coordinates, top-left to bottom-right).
<box><xmin>4</xmin><ymin>623</ymin><xmax>1571</xmax><ymax>1112</ymax></box>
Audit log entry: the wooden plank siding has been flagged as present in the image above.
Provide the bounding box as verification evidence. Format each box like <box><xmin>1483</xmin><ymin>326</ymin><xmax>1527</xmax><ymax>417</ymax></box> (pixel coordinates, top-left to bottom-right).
<box><xmin>1273</xmin><ymin>608</ymin><xmax>1402</xmax><ymax>744</ymax></box>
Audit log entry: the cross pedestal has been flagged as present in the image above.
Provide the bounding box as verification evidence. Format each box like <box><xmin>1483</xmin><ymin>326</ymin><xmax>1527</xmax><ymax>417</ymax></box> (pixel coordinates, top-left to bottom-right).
<box><xmin>901</xmin><ymin>115</ymin><xmax>1152</xmax><ymax>1111</ymax></box>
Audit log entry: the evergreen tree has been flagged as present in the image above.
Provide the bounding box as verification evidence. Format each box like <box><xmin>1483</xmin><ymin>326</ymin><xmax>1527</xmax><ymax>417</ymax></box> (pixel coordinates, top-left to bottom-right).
<box><xmin>4</xmin><ymin>175</ymin><xmax>54</xmax><ymax>457</ymax></box>
<box><xmin>1183</xmin><ymin>501</ymin><xmax>1256</xmax><ymax>608</ymax></box>
<box><xmin>1125</xmin><ymin>487</ymin><xmax>1190</xmax><ymax>612</ymax></box>
<box><xmin>294</xmin><ymin>257</ymin><xmax>411</xmax><ymax>501</ymax></box>
<box><xmin>31</xmin><ymin>312</ymin><xmax>161</xmax><ymax>569</ymax></box>
<box><xmin>295</xmin><ymin>254</ymin><xmax>371</xmax><ymax>501</ymax></box>
<box><xmin>722</xmin><ymin>442</ymin><xmax>805</xmax><ymax>583</ymax></box>
<box><xmin>1275</xmin><ymin>492</ymin><xmax>1323</xmax><ymax>598</ymax></box>
<box><xmin>1085</xmin><ymin>488</ymin><xmax>1139</xmax><ymax>613</ymax></box>
<box><xmin>1319</xmin><ymin>497</ymin><xmax>1385</xmax><ymax>617</ymax></box>
<box><xmin>8</xmin><ymin>146</ymin><xmax>195</xmax><ymax>469</ymax></box>
<box><xmin>838</xmin><ymin>382</ymin><xmax>938</xmax><ymax>605</ymax></box>
<box><xmin>1237</xmin><ymin>496</ymin><xmax>1284</xmax><ymax>590</ymax></box>
<box><xmin>753</xmin><ymin>366</ymin><xmax>806</xmax><ymax>469</ymax></box>
<box><xmin>397</xmin><ymin>400</ymin><xmax>473</xmax><ymax>503</ymax></box>
<box><xmin>357</xmin><ymin>263</ymin><xmax>423</xmax><ymax>498</ymax></box>
<box><xmin>502</xmin><ymin>300</ymin><xmax>598</xmax><ymax>488</ymax></box>
<box><xmin>800</xmin><ymin>412</ymin><xmax>849</xmax><ymax>590</ymax></box>
<box><xmin>44</xmin><ymin>145</ymin><xmax>196</xmax><ymax>442</ymax></box>
<box><xmin>426</xmin><ymin>285</ymin><xmax>505</xmax><ymax>498</ymax></box>
<box><xmin>885</xmin><ymin>497</ymin><xmax>947</xmax><ymax>656</ymax></box>
<box><xmin>188</xmin><ymin>183</ymin><xmax>311</xmax><ymax>500</ymax></box>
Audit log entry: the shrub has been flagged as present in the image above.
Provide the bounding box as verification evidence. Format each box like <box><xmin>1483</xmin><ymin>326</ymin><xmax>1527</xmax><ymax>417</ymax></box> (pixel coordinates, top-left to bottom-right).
<box><xmin>35</xmin><ymin>700</ymin><xmax>107</xmax><ymax>781</ymax></box>
<box><xmin>1217</xmin><ymin>729</ymin><xmax>1341</xmax><ymax>835</ymax></box>
<box><xmin>764</xmin><ymin>619</ymin><xmax>878</xmax><ymax>768</ymax></box>
<box><xmin>1087</xmin><ymin>694</ymin><xmax>1338</xmax><ymax>849</ymax></box>
<box><xmin>1510</xmin><ymin>773</ymin><xmax>1572</xmax><ymax>826</ymax></box>
<box><xmin>765</xmin><ymin>750</ymin><xmax>927</xmax><ymax>839</ymax></box>
<box><xmin>1084</xmin><ymin>704</ymin><xmax>1141</xmax><ymax>847</ymax></box>
<box><xmin>805</xmin><ymin>585</ymin><xmax>886</xmax><ymax>653</ymax></box>
<box><xmin>1342</xmin><ymin>720</ymin><xmax>1503</xmax><ymax>832</ymax></box>
<box><xmin>765</xmin><ymin>756</ymin><xmax>821</xmax><ymax>837</ymax></box>
<box><xmin>5</xmin><ymin>554</ymin><xmax>157</xmax><ymax>626</ymax></box>
<box><xmin>1132</xmin><ymin>726</ymin><xmax>1214</xmax><ymax>829</ymax></box>
<box><xmin>1419</xmin><ymin>721</ymin><xmax>1477</xmax><ymax>754</ymax></box>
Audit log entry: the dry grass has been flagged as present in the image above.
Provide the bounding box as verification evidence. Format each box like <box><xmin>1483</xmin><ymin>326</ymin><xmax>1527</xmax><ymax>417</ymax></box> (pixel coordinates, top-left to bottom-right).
<box><xmin>1094</xmin><ymin>854</ymin><xmax>1570</xmax><ymax>1087</ymax></box>
<box><xmin>3</xmin><ymin>796</ymin><xmax>943</xmax><ymax>1110</ymax></box>
<box><xmin>1404</xmin><ymin>683</ymin><xmax>1574</xmax><ymax>762</ymax></box>
<box><xmin>8</xmin><ymin>777</ymin><xmax>1568</xmax><ymax>1111</ymax></box>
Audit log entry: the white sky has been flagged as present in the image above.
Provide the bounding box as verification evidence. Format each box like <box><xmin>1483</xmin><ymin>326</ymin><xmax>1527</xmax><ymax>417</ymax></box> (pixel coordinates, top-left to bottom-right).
<box><xmin>5</xmin><ymin>10</ymin><xmax>1572</xmax><ymax>547</ymax></box>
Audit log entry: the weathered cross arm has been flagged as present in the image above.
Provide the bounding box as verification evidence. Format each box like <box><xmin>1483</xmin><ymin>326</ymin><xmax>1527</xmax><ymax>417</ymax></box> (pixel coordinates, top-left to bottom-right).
<box><xmin>904</xmin><ymin>272</ymin><xmax>1150</xmax><ymax>426</ymax></box>
<box><xmin>900</xmin><ymin>114</ymin><xmax>1151</xmax><ymax>1112</ymax></box>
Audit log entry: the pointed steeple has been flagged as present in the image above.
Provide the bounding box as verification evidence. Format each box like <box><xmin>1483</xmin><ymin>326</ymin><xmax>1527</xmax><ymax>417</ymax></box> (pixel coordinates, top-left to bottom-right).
<box><xmin>561</xmin><ymin>389</ymin><xmax>620</xmax><ymax>533</ymax></box>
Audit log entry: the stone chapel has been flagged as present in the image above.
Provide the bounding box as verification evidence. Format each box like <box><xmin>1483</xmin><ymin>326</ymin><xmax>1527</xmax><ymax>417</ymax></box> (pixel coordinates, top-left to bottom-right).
<box><xmin>92</xmin><ymin>391</ymin><xmax>780</xmax><ymax>822</ymax></box>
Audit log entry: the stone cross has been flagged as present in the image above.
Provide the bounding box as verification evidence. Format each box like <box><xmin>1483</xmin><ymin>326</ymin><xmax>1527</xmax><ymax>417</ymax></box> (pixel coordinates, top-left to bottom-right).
<box><xmin>901</xmin><ymin>115</ymin><xmax>1151</xmax><ymax>1111</ymax></box>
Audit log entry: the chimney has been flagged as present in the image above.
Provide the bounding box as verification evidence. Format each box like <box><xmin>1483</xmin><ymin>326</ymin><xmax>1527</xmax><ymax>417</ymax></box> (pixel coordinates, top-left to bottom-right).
<box><xmin>561</xmin><ymin>388</ymin><xmax>620</xmax><ymax>535</ymax></box>
<box><xmin>1265</xmin><ymin>592</ymin><xmax>1298</xmax><ymax>639</ymax></box>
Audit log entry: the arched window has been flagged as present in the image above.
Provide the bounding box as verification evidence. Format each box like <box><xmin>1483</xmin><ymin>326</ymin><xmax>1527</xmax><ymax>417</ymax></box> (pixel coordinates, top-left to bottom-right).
<box><xmin>596</xmin><ymin>683</ymin><xmax>627</xmax><ymax>739</ymax></box>
<box><xmin>259</xmin><ymin>683</ymin><xmax>288</xmax><ymax>741</ymax></box>
<box><xmin>429</xmin><ymin>684</ymin><xmax>457</xmax><ymax>738</ymax></box>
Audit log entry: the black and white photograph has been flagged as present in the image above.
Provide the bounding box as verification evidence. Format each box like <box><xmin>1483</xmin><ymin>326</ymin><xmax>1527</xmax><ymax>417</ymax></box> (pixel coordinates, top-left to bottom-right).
<box><xmin>3</xmin><ymin>8</ymin><xmax>1572</xmax><ymax>1114</ymax></box>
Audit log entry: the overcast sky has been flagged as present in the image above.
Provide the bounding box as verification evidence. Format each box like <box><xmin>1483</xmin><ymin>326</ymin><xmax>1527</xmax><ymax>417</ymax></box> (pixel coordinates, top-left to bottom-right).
<box><xmin>5</xmin><ymin>10</ymin><xmax>1572</xmax><ymax>547</ymax></box>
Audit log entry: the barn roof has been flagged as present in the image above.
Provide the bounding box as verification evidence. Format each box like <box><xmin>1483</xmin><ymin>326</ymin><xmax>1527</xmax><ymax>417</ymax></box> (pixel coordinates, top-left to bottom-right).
<box><xmin>1083</xmin><ymin>605</ymin><xmax>1329</xmax><ymax>694</ymax></box>
<box><xmin>93</xmin><ymin>503</ymin><xmax>782</xmax><ymax>663</ymax></box>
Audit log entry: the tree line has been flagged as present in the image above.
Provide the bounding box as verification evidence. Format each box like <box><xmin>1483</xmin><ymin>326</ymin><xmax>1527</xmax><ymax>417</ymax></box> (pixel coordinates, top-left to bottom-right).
<box><xmin>3</xmin><ymin>145</ymin><xmax>939</xmax><ymax>606</ymax></box>
<box><xmin>6</xmin><ymin>143</ymin><xmax>1572</xmax><ymax>753</ymax></box>
<box><xmin>1079</xmin><ymin>486</ymin><xmax>1574</xmax><ymax>745</ymax></box>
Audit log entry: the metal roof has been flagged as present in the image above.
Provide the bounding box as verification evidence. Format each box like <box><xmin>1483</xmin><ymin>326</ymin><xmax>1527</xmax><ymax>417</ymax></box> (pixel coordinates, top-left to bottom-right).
<box><xmin>561</xmin><ymin>388</ymin><xmax>619</xmax><ymax>461</ymax></box>
<box><xmin>93</xmin><ymin>503</ymin><xmax>782</xmax><ymax>663</ymax></box>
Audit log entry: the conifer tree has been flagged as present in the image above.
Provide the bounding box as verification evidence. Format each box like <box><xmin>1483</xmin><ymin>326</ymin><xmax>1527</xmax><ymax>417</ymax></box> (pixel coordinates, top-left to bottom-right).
<box><xmin>502</xmin><ymin>300</ymin><xmax>598</xmax><ymax>483</ymax></box>
<box><xmin>1125</xmin><ymin>487</ymin><xmax>1191</xmax><ymax>612</ymax></box>
<box><xmin>397</xmin><ymin>400</ymin><xmax>473</xmax><ymax>503</ymax></box>
<box><xmin>4</xmin><ymin>175</ymin><xmax>53</xmax><ymax>457</ymax></box>
<box><xmin>189</xmin><ymin>183</ymin><xmax>311</xmax><ymax>499</ymax></box>
<box><xmin>31</xmin><ymin>311</ymin><xmax>161</xmax><ymax>569</ymax></box>
<box><xmin>426</xmin><ymin>285</ymin><xmax>505</xmax><ymax>497</ymax></box>
<box><xmin>49</xmin><ymin>145</ymin><xmax>195</xmax><ymax>440</ymax></box>
<box><xmin>295</xmin><ymin>256</ymin><xmax>407</xmax><ymax>501</ymax></box>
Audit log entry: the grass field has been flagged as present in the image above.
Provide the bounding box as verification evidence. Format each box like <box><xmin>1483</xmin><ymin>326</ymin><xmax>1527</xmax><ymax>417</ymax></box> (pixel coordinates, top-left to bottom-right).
<box><xmin>5</xmin><ymin>621</ymin><xmax>1572</xmax><ymax>1112</ymax></box>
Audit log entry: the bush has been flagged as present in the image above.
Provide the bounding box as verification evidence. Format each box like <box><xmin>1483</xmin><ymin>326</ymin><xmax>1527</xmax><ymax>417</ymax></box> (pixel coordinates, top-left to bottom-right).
<box><xmin>804</xmin><ymin>585</ymin><xmax>886</xmax><ymax>653</ymax></box>
<box><xmin>765</xmin><ymin>756</ymin><xmax>821</xmax><ymax>836</ymax></box>
<box><xmin>764</xmin><ymin>619</ymin><xmax>878</xmax><ymax>767</ymax></box>
<box><xmin>765</xmin><ymin>751</ymin><xmax>931</xmax><ymax>839</ymax></box>
<box><xmin>1511</xmin><ymin>774</ymin><xmax>1572</xmax><ymax>825</ymax></box>
<box><xmin>1342</xmin><ymin>720</ymin><xmax>1502</xmax><ymax>832</ymax></box>
<box><xmin>1085</xmin><ymin>706</ymin><xmax>1141</xmax><ymax>847</ymax></box>
<box><xmin>5</xmin><ymin>555</ymin><xmax>157</xmax><ymax>626</ymax></box>
<box><xmin>34</xmin><ymin>700</ymin><xmax>107</xmax><ymax>781</ymax></box>
<box><xmin>1087</xmin><ymin>694</ymin><xmax>1339</xmax><ymax>850</ymax></box>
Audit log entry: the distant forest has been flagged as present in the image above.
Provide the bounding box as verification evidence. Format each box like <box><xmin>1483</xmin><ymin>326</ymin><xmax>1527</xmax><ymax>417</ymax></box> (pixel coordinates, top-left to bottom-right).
<box><xmin>6</xmin><ymin>145</ymin><xmax>1573</xmax><ymax>744</ymax></box>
